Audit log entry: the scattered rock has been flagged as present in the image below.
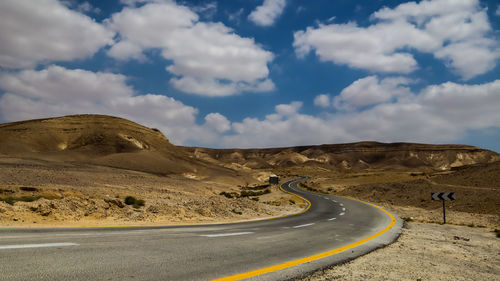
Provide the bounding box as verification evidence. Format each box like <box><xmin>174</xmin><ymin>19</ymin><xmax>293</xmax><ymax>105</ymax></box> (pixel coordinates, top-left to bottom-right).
<box><xmin>104</xmin><ymin>198</ymin><xmax>124</xmax><ymax>208</ymax></box>
<box><xmin>146</xmin><ymin>205</ymin><xmax>159</xmax><ymax>213</ymax></box>
<box><xmin>20</xmin><ymin>186</ymin><xmax>39</xmax><ymax>192</ymax></box>
<box><xmin>453</xmin><ymin>236</ymin><xmax>470</xmax><ymax>241</ymax></box>
<box><xmin>29</xmin><ymin>201</ymin><xmax>53</xmax><ymax>216</ymax></box>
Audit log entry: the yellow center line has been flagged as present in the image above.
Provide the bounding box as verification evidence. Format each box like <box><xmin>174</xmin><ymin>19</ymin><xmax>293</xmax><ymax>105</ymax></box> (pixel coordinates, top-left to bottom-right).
<box><xmin>211</xmin><ymin>195</ymin><xmax>397</xmax><ymax>281</ymax></box>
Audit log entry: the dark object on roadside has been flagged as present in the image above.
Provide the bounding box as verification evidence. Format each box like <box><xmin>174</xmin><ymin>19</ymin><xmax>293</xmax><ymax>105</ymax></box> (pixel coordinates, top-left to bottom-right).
<box><xmin>124</xmin><ymin>196</ymin><xmax>145</xmax><ymax>208</ymax></box>
<box><xmin>269</xmin><ymin>175</ymin><xmax>279</xmax><ymax>185</ymax></box>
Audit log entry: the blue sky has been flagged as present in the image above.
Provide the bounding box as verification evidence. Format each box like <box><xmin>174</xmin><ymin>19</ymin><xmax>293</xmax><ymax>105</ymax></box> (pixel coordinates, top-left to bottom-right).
<box><xmin>0</xmin><ymin>0</ymin><xmax>499</xmax><ymax>151</ymax></box>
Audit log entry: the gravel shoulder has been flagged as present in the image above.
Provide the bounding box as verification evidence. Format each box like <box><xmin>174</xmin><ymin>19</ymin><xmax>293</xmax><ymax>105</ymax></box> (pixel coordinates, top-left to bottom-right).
<box><xmin>298</xmin><ymin>221</ymin><xmax>500</xmax><ymax>281</ymax></box>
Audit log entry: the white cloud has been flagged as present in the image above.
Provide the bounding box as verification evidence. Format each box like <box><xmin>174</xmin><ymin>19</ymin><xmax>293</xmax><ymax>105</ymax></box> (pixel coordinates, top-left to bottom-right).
<box><xmin>293</xmin><ymin>0</ymin><xmax>498</xmax><ymax>79</ymax></box>
<box><xmin>433</xmin><ymin>39</ymin><xmax>498</xmax><ymax>80</ymax></box>
<box><xmin>0</xmin><ymin>0</ymin><xmax>114</xmax><ymax>69</ymax></box>
<box><xmin>225</xmin><ymin>101</ymin><xmax>348</xmax><ymax>148</ymax></box>
<box><xmin>204</xmin><ymin>113</ymin><xmax>231</xmax><ymax>133</ymax></box>
<box><xmin>119</xmin><ymin>0</ymin><xmax>149</xmax><ymax>6</ymax></box>
<box><xmin>222</xmin><ymin>79</ymin><xmax>500</xmax><ymax>148</ymax></box>
<box><xmin>313</xmin><ymin>94</ymin><xmax>331</xmax><ymax>108</ymax></box>
<box><xmin>190</xmin><ymin>1</ymin><xmax>218</xmax><ymax>20</ymax></box>
<box><xmin>75</xmin><ymin>1</ymin><xmax>101</xmax><ymax>14</ymax></box>
<box><xmin>497</xmin><ymin>5</ymin><xmax>500</xmax><ymax>16</ymax></box>
<box><xmin>294</xmin><ymin>22</ymin><xmax>420</xmax><ymax>73</ymax></box>
<box><xmin>0</xmin><ymin>65</ymin><xmax>132</xmax><ymax>102</ymax></box>
<box><xmin>333</xmin><ymin>76</ymin><xmax>413</xmax><ymax>110</ymax></box>
<box><xmin>0</xmin><ymin>66</ymin><xmax>226</xmax><ymax>145</ymax></box>
<box><xmin>228</xmin><ymin>8</ymin><xmax>245</xmax><ymax>24</ymax></box>
<box><xmin>107</xmin><ymin>1</ymin><xmax>274</xmax><ymax>96</ymax></box>
<box><xmin>169</xmin><ymin>77</ymin><xmax>274</xmax><ymax>97</ymax></box>
<box><xmin>1</xmin><ymin>67</ymin><xmax>498</xmax><ymax>148</ymax></box>
<box><xmin>275</xmin><ymin>101</ymin><xmax>302</xmax><ymax>116</ymax></box>
<box><xmin>248</xmin><ymin>0</ymin><xmax>286</xmax><ymax>27</ymax></box>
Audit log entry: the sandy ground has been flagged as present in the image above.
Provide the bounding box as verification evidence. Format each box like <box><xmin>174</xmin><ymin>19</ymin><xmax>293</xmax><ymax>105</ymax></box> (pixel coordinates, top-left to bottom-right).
<box><xmin>299</xmin><ymin>222</ymin><xmax>500</xmax><ymax>281</ymax></box>
<box><xmin>0</xmin><ymin>158</ymin><xmax>303</xmax><ymax>227</ymax></box>
<box><xmin>297</xmin><ymin>172</ymin><xmax>500</xmax><ymax>228</ymax></box>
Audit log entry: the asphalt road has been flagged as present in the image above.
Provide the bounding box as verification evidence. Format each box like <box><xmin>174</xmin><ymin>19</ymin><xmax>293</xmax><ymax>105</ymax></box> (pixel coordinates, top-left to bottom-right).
<box><xmin>0</xmin><ymin>178</ymin><xmax>401</xmax><ymax>281</ymax></box>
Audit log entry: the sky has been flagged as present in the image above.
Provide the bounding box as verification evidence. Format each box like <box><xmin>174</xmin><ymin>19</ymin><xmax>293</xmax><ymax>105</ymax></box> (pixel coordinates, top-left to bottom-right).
<box><xmin>0</xmin><ymin>0</ymin><xmax>499</xmax><ymax>151</ymax></box>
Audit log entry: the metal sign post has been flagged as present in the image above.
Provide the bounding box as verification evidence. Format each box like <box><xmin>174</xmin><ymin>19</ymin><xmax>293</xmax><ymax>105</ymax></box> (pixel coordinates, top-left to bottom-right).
<box><xmin>431</xmin><ymin>192</ymin><xmax>455</xmax><ymax>224</ymax></box>
<box><xmin>442</xmin><ymin>200</ymin><xmax>446</xmax><ymax>224</ymax></box>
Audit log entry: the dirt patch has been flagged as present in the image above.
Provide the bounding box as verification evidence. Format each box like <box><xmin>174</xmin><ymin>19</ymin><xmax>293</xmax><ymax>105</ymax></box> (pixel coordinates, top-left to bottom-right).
<box><xmin>298</xmin><ymin>222</ymin><xmax>500</xmax><ymax>281</ymax></box>
<box><xmin>297</xmin><ymin>166</ymin><xmax>500</xmax><ymax>228</ymax></box>
<box><xmin>0</xmin><ymin>159</ymin><xmax>302</xmax><ymax>227</ymax></box>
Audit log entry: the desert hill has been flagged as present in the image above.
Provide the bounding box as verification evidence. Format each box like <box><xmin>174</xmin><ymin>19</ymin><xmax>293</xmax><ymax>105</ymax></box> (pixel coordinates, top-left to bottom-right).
<box><xmin>312</xmin><ymin>159</ymin><xmax>500</xmax><ymax>226</ymax></box>
<box><xmin>186</xmin><ymin>142</ymin><xmax>500</xmax><ymax>172</ymax></box>
<box><xmin>2</xmin><ymin>115</ymin><xmax>498</xmax><ymax>174</ymax></box>
<box><xmin>0</xmin><ymin>114</ymin><xmax>237</xmax><ymax>176</ymax></box>
<box><xmin>0</xmin><ymin>114</ymin><xmax>174</xmax><ymax>154</ymax></box>
<box><xmin>0</xmin><ymin>115</ymin><xmax>296</xmax><ymax>226</ymax></box>
<box><xmin>1</xmin><ymin>114</ymin><xmax>499</xmax><ymax>227</ymax></box>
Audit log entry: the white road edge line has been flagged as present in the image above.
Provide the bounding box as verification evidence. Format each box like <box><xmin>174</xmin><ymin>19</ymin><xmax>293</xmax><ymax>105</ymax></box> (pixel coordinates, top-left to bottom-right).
<box><xmin>0</xmin><ymin>242</ymin><xmax>78</xmax><ymax>250</ymax></box>
<box><xmin>292</xmin><ymin>223</ymin><xmax>315</xmax><ymax>228</ymax></box>
<box><xmin>328</xmin><ymin>218</ymin><xmax>336</xmax><ymax>221</ymax></box>
<box><xmin>339</xmin><ymin>212</ymin><xmax>345</xmax><ymax>216</ymax></box>
<box><xmin>200</xmin><ymin>232</ymin><xmax>254</xmax><ymax>238</ymax></box>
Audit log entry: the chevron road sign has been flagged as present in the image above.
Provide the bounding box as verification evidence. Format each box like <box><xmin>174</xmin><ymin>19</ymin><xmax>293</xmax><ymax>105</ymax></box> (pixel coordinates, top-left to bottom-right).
<box><xmin>431</xmin><ymin>192</ymin><xmax>455</xmax><ymax>201</ymax></box>
<box><xmin>431</xmin><ymin>192</ymin><xmax>456</xmax><ymax>224</ymax></box>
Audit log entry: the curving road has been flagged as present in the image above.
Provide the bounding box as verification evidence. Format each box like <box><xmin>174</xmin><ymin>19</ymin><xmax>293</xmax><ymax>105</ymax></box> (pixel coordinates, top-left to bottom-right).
<box><xmin>0</xmin><ymin>178</ymin><xmax>401</xmax><ymax>281</ymax></box>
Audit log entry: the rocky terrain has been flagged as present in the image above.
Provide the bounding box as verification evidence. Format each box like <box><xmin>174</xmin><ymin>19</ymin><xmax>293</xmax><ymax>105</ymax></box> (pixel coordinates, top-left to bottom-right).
<box><xmin>294</xmin><ymin>160</ymin><xmax>500</xmax><ymax>228</ymax></box>
<box><xmin>186</xmin><ymin>141</ymin><xmax>499</xmax><ymax>172</ymax></box>
<box><xmin>299</xmin><ymin>222</ymin><xmax>500</xmax><ymax>281</ymax></box>
<box><xmin>1</xmin><ymin>114</ymin><xmax>498</xmax><ymax>281</ymax></box>
<box><xmin>0</xmin><ymin>115</ymin><xmax>302</xmax><ymax>226</ymax></box>
<box><xmin>0</xmin><ymin>114</ymin><xmax>498</xmax><ymax>228</ymax></box>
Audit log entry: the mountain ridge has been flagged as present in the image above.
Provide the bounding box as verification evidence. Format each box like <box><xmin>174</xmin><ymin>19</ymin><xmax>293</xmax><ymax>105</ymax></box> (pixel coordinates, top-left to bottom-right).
<box><xmin>1</xmin><ymin>114</ymin><xmax>498</xmax><ymax>173</ymax></box>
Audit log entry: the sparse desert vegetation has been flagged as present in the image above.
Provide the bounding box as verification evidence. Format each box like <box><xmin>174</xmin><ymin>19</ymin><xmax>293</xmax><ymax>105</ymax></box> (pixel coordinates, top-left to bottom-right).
<box><xmin>0</xmin><ymin>114</ymin><xmax>499</xmax><ymax>280</ymax></box>
<box><xmin>0</xmin><ymin>115</ymin><xmax>498</xmax><ymax>229</ymax></box>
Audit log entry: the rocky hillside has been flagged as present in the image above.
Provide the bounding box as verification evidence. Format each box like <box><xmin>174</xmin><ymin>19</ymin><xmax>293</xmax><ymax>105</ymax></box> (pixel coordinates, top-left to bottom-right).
<box><xmin>1</xmin><ymin>115</ymin><xmax>498</xmax><ymax>174</ymax></box>
<box><xmin>186</xmin><ymin>142</ymin><xmax>500</xmax><ymax>172</ymax></box>
<box><xmin>0</xmin><ymin>115</ymin><xmax>174</xmax><ymax>154</ymax></box>
<box><xmin>0</xmin><ymin>115</ymin><xmax>236</xmax><ymax>176</ymax></box>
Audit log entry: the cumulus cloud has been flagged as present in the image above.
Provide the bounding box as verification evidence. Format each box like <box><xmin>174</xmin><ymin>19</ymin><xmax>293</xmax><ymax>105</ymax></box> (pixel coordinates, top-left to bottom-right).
<box><xmin>248</xmin><ymin>0</ymin><xmax>286</xmax><ymax>26</ymax></box>
<box><xmin>71</xmin><ymin>1</ymin><xmax>101</xmax><ymax>14</ymax></box>
<box><xmin>1</xmin><ymin>66</ymin><xmax>498</xmax><ymax>148</ymax></box>
<box><xmin>222</xmin><ymin>79</ymin><xmax>500</xmax><ymax>148</ymax></box>
<box><xmin>0</xmin><ymin>0</ymin><xmax>114</xmax><ymax>69</ymax></box>
<box><xmin>191</xmin><ymin>1</ymin><xmax>218</xmax><ymax>20</ymax></box>
<box><xmin>293</xmin><ymin>0</ymin><xmax>498</xmax><ymax>79</ymax></box>
<box><xmin>119</xmin><ymin>0</ymin><xmax>149</xmax><ymax>6</ymax></box>
<box><xmin>225</xmin><ymin>101</ymin><xmax>348</xmax><ymax>148</ymax></box>
<box><xmin>313</xmin><ymin>94</ymin><xmax>331</xmax><ymax>108</ymax></box>
<box><xmin>204</xmin><ymin>113</ymin><xmax>231</xmax><ymax>133</ymax></box>
<box><xmin>0</xmin><ymin>66</ymin><xmax>227</xmax><ymax>145</ymax></box>
<box><xmin>228</xmin><ymin>8</ymin><xmax>245</xmax><ymax>24</ymax></box>
<box><xmin>275</xmin><ymin>101</ymin><xmax>302</xmax><ymax>116</ymax></box>
<box><xmin>170</xmin><ymin>77</ymin><xmax>274</xmax><ymax>97</ymax></box>
<box><xmin>333</xmin><ymin>76</ymin><xmax>413</xmax><ymax>110</ymax></box>
<box><xmin>107</xmin><ymin>1</ymin><xmax>274</xmax><ymax>96</ymax></box>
